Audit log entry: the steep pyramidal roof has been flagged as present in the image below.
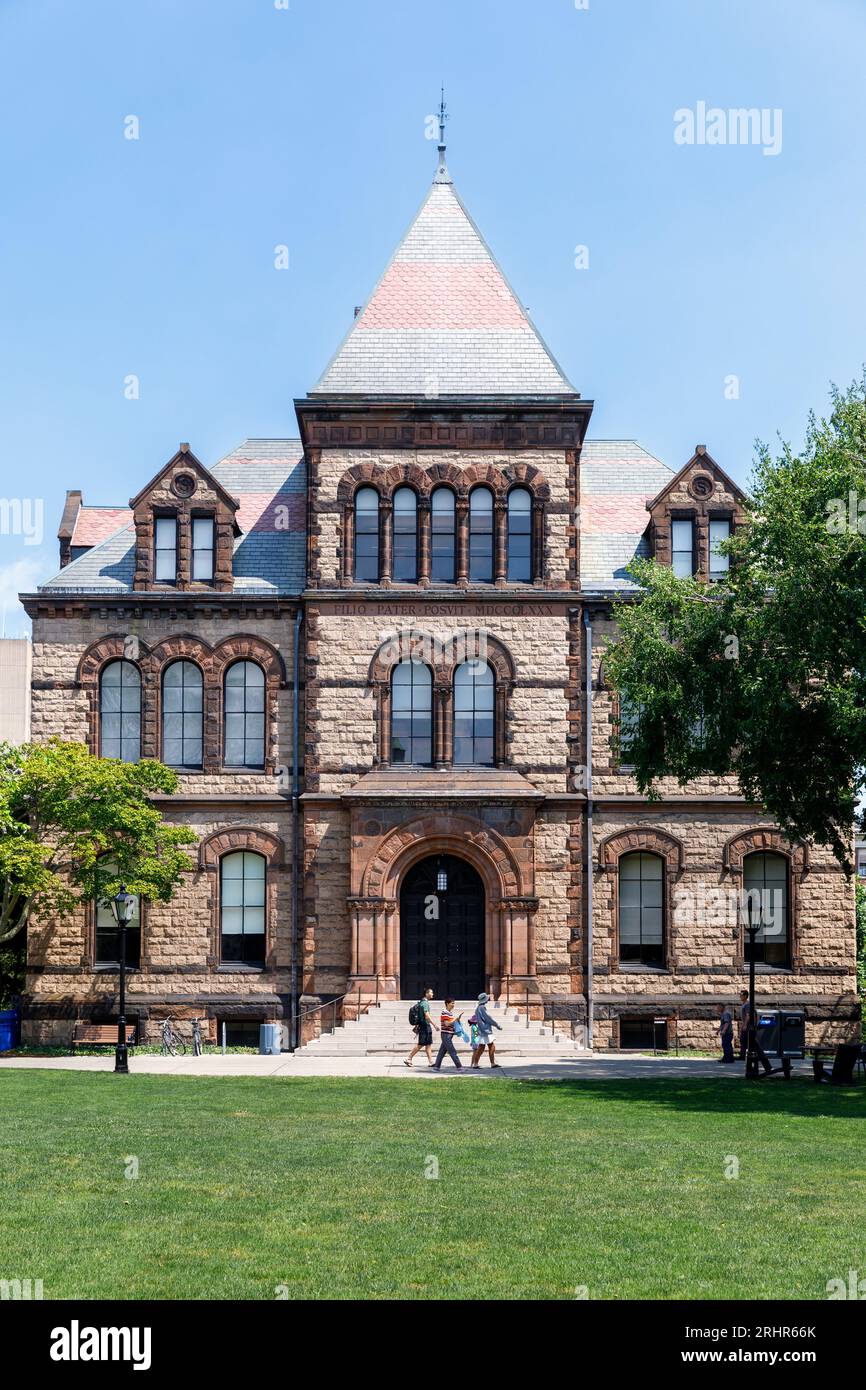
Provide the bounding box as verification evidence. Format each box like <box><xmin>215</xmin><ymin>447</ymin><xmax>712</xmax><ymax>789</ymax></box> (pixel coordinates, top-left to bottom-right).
<box><xmin>312</xmin><ymin>162</ymin><xmax>576</xmax><ymax>397</ymax></box>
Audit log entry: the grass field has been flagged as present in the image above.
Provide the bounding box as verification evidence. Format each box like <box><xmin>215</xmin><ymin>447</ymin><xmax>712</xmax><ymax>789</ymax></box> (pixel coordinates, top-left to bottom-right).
<box><xmin>1</xmin><ymin>1071</ymin><xmax>864</xmax><ymax>1300</ymax></box>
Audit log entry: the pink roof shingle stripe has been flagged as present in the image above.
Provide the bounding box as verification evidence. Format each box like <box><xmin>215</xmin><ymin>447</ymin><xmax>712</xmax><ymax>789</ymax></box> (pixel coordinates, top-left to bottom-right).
<box><xmin>72</xmin><ymin>508</ymin><xmax>133</xmax><ymax>546</ymax></box>
<box><xmin>581</xmin><ymin>496</ymin><xmax>651</xmax><ymax>534</ymax></box>
<box><xmin>358</xmin><ymin>263</ymin><xmax>527</xmax><ymax>330</ymax></box>
<box><xmin>236</xmin><ymin>493</ymin><xmax>305</xmax><ymax>534</ymax></box>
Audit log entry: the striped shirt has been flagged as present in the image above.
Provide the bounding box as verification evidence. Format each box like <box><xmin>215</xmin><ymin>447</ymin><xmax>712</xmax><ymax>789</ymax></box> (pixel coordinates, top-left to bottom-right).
<box><xmin>440</xmin><ymin>1008</ymin><xmax>456</xmax><ymax>1034</ymax></box>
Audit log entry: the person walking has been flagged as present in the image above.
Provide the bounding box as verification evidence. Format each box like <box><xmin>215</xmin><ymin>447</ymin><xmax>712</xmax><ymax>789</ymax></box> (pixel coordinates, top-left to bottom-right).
<box><xmin>738</xmin><ymin>989</ymin><xmax>774</xmax><ymax>1074</ymax></box>
<box><xmin>470</xmin><ymin>992</ymin><xmax>502</xmax><ymax>1068</ymax></box>
<box><xmin>431</xmin><ymin>998</ymin><xmax>463</xmax><ymax>1070</ymax></box>
<box><xmin>717</xmin><ymin>1002</ymin><xmax>735</xmax><ymax>1063</ymax></box>
<box><xmin>404</xmin><ymin>987</ymin><xmax>438</xmax><ymax>1067</ymax></box>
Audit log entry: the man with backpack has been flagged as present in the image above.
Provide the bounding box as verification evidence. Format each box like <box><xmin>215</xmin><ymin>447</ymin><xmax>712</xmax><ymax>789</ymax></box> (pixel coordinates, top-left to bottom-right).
<box><xmin>404</xmin><ymin>987</ymin><xmax>437</xmax><ymax>1067</ymax></box>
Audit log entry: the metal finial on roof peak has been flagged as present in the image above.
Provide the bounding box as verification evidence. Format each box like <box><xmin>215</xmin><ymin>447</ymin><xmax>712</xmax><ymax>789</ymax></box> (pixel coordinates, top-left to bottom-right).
<box><xmin>434</xmin><ymin>83</ymin><xmax>451</xmax><ymax>184</ymax></box>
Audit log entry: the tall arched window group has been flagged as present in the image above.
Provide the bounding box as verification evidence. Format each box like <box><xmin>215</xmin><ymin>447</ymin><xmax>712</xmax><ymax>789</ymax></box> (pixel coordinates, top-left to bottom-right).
<box><xmin>352</xmin><ymin>484</ymin><xmax>537</xmax><ymax>585</ymax></box>
<box><xmin>388</xmin><ymin>657</ymin><xmax>496</xmax><ymax>768</ymax></box>
<box><xmin>98</xmin><ymin>657</ymin><xmax>268</xmax><ymax>769</ymax></box>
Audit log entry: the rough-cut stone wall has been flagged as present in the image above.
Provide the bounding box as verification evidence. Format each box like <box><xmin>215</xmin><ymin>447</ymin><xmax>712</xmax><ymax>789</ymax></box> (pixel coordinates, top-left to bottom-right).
<box><xmin>23</xmin><ymin>609</ymin><xmax>297</xmax><ymax>1044</ymax></box>
<box><xmin>302</xmin><ymin>806</ymin><xmax>351</xmax><ymax>999</ymax></box>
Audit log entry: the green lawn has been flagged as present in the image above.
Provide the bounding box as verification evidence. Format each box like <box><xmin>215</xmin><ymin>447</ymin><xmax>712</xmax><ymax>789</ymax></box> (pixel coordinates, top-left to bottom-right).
<box><xmin>1</xmin><ymin>1071</ymin><xmax>864</xmax><ymax>1300</ymax></box>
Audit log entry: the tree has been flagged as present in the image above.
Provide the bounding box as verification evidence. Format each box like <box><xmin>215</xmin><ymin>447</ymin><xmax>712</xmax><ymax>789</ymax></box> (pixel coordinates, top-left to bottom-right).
<box><xmin>0</xmin><ymin>739</ymin><xmax>196</xmax><ymax>944</ymax></box>
<box><xmin>604</xmin><ymin>377</ymin><xmax>866</xmax><ymax>867</ymax></box>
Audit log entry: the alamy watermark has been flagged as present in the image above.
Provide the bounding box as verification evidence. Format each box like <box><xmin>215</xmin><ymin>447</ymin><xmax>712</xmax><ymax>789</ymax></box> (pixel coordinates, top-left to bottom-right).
<box><xmin>674</xmin><ymin>102</ymin><xmax>782</xmax><ymax>157</ymax></box>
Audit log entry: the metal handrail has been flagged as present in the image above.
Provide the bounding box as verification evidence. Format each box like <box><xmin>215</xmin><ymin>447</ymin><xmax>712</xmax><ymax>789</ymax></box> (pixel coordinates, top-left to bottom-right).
<box><xmin>294</xmin><ymin>985</ymin><xmax>381</xmax><ymax>1042</ymax></box>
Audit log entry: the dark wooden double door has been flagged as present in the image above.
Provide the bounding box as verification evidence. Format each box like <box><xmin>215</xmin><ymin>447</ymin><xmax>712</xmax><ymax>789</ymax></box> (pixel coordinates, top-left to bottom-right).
<box><xmin>400</xmin><ymin>855</ymin><xmax>485</xmax><ymax>1000</ymax></box>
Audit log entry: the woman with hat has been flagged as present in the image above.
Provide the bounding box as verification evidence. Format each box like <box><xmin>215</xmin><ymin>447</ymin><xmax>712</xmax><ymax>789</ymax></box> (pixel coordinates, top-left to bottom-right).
<box><xmin>470</xmin><ymin>992</ymin><xmax>502</xmax><ymax>1068</ymax></box>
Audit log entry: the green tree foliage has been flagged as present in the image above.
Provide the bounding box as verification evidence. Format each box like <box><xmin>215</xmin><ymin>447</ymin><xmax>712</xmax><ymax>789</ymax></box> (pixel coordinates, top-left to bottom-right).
<box><xmin>605</xmin><ymin>378</ymin><xmax>866</xmax><ymax>867</ymax></box>
<box><xmin>0</xmin><ymin>739</ymin><xmax>195</xmax><ymax>944</ymax></box>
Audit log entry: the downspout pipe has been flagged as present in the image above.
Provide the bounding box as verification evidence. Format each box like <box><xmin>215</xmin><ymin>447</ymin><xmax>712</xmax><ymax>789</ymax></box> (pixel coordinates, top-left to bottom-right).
<box><xmin>289</xmin><ymin>607</ymin><xmax>303</xmax><ymax>1052</ymax></box>
<box><xmin>583</xmin><ymin>607</ymin><xmax>594</xmax><ymax>1051</ymax></box>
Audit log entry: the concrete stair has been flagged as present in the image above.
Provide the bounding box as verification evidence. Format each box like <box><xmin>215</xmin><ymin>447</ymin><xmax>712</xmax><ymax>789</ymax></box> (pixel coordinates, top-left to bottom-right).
<box><xmin>300</xmin><ymin>1000</ymin><xmax>589</xmax><ymax>1058</ymax></box>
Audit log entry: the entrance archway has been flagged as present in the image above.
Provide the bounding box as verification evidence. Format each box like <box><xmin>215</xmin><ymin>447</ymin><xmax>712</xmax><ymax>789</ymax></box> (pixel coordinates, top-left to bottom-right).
<box><xmin>400</xmin><ymin>855</ymin><xmax>485</xmax><ymax>1000</ymax></box>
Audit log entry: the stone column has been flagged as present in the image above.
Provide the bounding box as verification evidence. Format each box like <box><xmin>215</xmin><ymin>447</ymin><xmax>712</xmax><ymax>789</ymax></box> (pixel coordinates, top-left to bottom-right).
<box><xmin>342</xmin><ymin>505</ymin><xmax>354</xmax><ymax>586</ymax></box>
<box><xmin>380</xmin><ymin>500</ymin><xmax>393</xmax><ymax>585</ymax></box>
<box><xmin>418</xmin><ymin>499</ymin><xmax>431</xmax><ymax>587</ymax></box>
<box><xmin>532</xmin><ymin>503</ymin><xmax>545</xmax><ymax>585</ymax></box>
<box><xmin>456</xmin><ymin>500</ymin><xmax>469</xmax><ymax>586</ymax></box>
<box><xmin>494</xmin><ymin>500</ymin><xmax>508</xmax><ymax>586</ymax></box>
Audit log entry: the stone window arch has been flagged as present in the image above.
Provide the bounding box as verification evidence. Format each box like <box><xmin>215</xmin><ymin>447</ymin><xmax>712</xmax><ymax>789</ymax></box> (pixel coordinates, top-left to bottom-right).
<box><xmin>599</xmin><ymin>828</ymin><xmax>684</xmax><ymax>971</ymax></box>
<box><xmin>724</xmin><ymin>829</ymin><xmax>805</xmax><ymax>970</ymax></box>
<box><xmin>199</xmin><ymin>827</ymin><xmax>285</xmax><ymax>969</ymax></box>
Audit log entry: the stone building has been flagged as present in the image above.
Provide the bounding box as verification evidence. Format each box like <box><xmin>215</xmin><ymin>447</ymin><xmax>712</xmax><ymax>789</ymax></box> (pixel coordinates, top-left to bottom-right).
<box><xmin>19</xmin><ymin>140</ymin><xmax>859</xmax><ymax>1049</ymax></box>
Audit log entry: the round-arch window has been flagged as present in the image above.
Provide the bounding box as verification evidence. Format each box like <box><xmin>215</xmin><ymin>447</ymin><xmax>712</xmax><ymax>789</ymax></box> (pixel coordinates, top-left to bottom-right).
<box><xmin>469</xmin><ymin>488</ymin><xmax>494</xmax><ymax>583</ymax></box>
<box><xmin>453</xmin><ymin>660</ymin><xmax>494</xmax><ymax>765</ymax></box>
<box><xmin>224</xmin><ymin>662</ymin><xmax>265</xmax><ymax>767</ymax></box>
<box><xmin>393</xmin><ymin>488</ymin><xmax>418</xmax><ymax>584</ymax></box>
<box><xmin>354</xmin><ymin>488</ymin><xmax>380</xmax><ymax>582</ymax></box>
<box><xmin>100</xmin><ymin>660</ymin><xmax>141</xmax><ymax>762</ymax></box>
<box><xmin>507</xmin><ymin>488</ymin><xmax>532</xmax><ymax>582</ymax></box>
<box><xmin>391</xmin><ymin>660</ymin><xmax>432</xmax><ymax>766</ymax></box>
<box><xmin>431</xmin><ymin>488</ymin><xmax>456</xmax><ymax>583</ymax></box>
<box><xmin>220</xmin><ymin>851</ymin><xmax>266</xmax><ymax>965</ymax></box>
<box><xmin>162</xmin><ymin>661</ymin><xmax>204</xmax><ymax>768</ymax></box>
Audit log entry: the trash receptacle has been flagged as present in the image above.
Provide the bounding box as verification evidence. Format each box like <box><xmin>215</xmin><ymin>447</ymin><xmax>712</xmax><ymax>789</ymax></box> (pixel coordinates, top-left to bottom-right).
<box><xmin>0</xmin><ymin>1009</ymin><xmax>21</xmax><ymax>1051</ymax></box>
<box><xmin>259</xmin><ymin>1022</ymin><xmax>282</xmax><ymax>1055</ymax></box>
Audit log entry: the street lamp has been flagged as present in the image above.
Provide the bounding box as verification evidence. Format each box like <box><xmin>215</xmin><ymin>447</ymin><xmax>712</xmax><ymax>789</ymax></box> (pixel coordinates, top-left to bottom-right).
<box><xmin>744</xmin><ymin>893</ymin><xmax>760</xmax><ymax>1080</ymax></box>
<box><xmin>110</xmin><ymin>885</ymin><xmax>136</xmax><ymax>1075</ymax></box>
<box><xmin>436</xmin><ymin>858</ymin><xmax>448</xmax><ymax>894</ymax></box>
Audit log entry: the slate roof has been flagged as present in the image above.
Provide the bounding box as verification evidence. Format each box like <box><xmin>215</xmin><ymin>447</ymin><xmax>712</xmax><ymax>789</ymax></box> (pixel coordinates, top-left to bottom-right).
<box><xmin>311</xmin><ymin>169</ymin><xmax>576</xmax><ymax>397</ymax></box>
<box><xmin>579</xmin><ymin>440</ymin><xmax>674</xmax><ymax>592</ymax></box>
<box><xmin>39</xmin><ymin>440</ymin><xmax>306</xmax><ymax>597</ymax></box>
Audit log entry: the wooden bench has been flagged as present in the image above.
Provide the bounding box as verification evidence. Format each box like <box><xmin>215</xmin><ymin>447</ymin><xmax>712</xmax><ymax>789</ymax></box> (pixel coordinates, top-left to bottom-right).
<box><xmin>71</xmin><ymin>1022</ymin><xmax>137</xmax><ymax>1053</ymax></box>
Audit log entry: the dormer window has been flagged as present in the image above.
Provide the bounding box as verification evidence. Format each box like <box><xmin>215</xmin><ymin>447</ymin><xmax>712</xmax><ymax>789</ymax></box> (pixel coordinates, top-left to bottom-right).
<box><xmin>154</xmin><ymin>516</ymin><xmax>178</xmax><ymax>583</ymax></box>
<box><xmin>671</xmin><ymin>518</ymin><xmax>694</xmax><ymax>578</ymax></box>
<box><xmin>192</xmin><ymin>516</ymin><xmax>215</xmax><ymax>582</ymax></box>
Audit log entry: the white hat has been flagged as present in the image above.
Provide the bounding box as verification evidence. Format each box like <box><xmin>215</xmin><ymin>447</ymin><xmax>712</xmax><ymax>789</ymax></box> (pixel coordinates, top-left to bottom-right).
<box><xmin>478</xmin><ymin>992</ymin><xmax>489</xmax><ymax>1004</ymax></box>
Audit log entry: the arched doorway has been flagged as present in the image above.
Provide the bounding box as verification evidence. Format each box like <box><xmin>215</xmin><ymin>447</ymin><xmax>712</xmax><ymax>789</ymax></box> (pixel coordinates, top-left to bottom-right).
<box><xmin>399</xmin><ymin>854</ymin><xmax>485</xmax><ymax>1000</ymax></box>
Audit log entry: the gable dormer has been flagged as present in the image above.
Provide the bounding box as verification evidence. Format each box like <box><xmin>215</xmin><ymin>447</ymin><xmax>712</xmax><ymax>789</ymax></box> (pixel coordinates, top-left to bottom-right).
<box><xmin>646</xmin><ymin>445</ymin><xmax>747</xmax><ymax>583</ymax></box>
<box><xmin>130</xmin><ymin>444</ymin><xmax>240</xmax><ymax>592</ymax></box>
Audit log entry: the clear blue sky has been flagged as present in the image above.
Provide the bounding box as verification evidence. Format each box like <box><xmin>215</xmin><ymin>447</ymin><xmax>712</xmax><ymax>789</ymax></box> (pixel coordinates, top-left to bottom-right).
<box><xmin>2</xmin><ymin>0</ymin><xmax>865</xmax><ymax>631</ymax></box>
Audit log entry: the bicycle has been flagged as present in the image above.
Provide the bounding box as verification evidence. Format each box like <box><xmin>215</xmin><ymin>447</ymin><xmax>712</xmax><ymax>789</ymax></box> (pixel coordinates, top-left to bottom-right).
<box><xmin>161</xmin><ymin>1017</ymin><xmax>187</xmax><ymax>1056</ymax></box>
<box><xmin>191</xmin><ymin>1016</ymin><xmax>204</xmax><ymax>1058</ymax></box>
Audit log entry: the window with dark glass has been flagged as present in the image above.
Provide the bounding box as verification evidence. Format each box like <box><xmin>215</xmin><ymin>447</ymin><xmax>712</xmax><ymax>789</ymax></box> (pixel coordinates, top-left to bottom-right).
<box><xmin>431</xmin><ymin>488</ymin><xmax>456</xmax><ymax>583</ymax></box>
<box><xmin>95</xmin><ymin>868</ymin><xmax>141</xmax><ymax>968</ymax></box>
<box><xmin>469</xmin><ymin>488</ymin><xmax>494</xmax><ymax>583</ymax></box>
<box><xmin>671</xmin><ymin>518</ymin><xmax>694</xmax><ymax>578</ymax></box>
<box><xmin>618</xmin><ymin>693</ymin><xmax>643</xmax><ymax>764</ymax></box>
<box><xmin>507</xmin><ymin>488</ymin><xmax>532</xmax><ymax>582</ymax></box>
<box><xmin>391</xmin><ymin>660</ymin><xmax>432</xmax><ymax>765</ymax></box>
<box><xmin>162</xmin><ymin>661</ymin><xmax>204</xmax><ymax>767</ymax></box>
<box><xmin>743</xmin><ymin>852</ymin><xmax>789</xmax><ymax>966</ymax></box>
<box><xmin>709</xmin><ymin>518</ymin><xmax>731</xmax><ymax>582</ymax></box>
<box><xmin>224</xmin><ymin>661</ymin><xmax>265</xmax><ymax>767</ymax></box>
<box><xmin>154</xmin><ymin>516</ymin><xmax>178</xmax><ymax>582</ymax></box>
<box><xmin>392</xmin><ymin>487</ymin><xmax>418</xmax><ymax>583</ymax></box>
<box><xmin>453</xmin><ymin>660</ymin><xmax>494</xmax><ymax>766</ymax></box>
<box><xmin>618</xmin><ymin>852</ymin><xmax>664</xmax><ymax>964</ymax></box>
<box><xmin>354</xmin><ymin>487</ymin><xmax>380</xmax><ymax>582</ymax></box>
<box><xmin>192</xmin><ymin>516</ymin><xmax>215</xmax><ymax>581</ymax></box>
<box><xmin>100</xmin><ymin>660</ymin><xmax>141</xmax><ymax>762</ymax></box>
<box><xmin>220</xmin><ymin>851</ymin><xmax>266</xmax><ymax>965</ymax></box>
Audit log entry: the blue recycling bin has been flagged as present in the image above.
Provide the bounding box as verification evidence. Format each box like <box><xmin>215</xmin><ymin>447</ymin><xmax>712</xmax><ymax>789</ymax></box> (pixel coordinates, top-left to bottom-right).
<box><xmin>259</xmin><ymin>1022</ymin><xmax>282</xmax><ymax>1055</ymax></box>
<box><xmin>0</xmin><ymin>1009</ymin><xmax>21</xmax><ymax>1051</ymax></box>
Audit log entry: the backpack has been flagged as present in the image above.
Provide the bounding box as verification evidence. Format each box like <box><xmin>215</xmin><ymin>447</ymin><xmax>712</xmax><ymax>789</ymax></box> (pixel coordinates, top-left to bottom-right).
<box><xmin>408</xmin><ymin>1003</ymin><xmax>422</xmax><ymax>1027</ymax></box>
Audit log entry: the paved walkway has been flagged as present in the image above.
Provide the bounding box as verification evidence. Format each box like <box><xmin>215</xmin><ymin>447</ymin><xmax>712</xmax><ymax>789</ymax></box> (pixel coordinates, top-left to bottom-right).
<box><xmin>0</xmin><ymin>1052</ymin><xmax>815</xmax><ymax>1080</ymax></box>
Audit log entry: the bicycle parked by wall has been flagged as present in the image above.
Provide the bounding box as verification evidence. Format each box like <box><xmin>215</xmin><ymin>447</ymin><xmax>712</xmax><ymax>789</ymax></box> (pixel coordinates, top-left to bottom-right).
<box><xmin>161</xmin><ymin>1017</ymin><xmax>186</xmax><ymax>1056</ymax></box>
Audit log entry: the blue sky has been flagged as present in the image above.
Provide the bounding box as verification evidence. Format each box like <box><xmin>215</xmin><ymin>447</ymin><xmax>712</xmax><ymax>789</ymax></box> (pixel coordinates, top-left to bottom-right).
<box><xmin>1</xmin><ymin>0</ymin><xmax>865</xmax><ymax>631</ymax></box>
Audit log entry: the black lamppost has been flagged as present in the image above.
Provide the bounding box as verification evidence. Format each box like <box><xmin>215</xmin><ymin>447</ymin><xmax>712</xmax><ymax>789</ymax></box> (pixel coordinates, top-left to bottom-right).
<box><xmin>744</xmin><ymin>893</ymin><xmax>760</xmax><ymax>1080</ymax></box>
<box><xmin>110</xmin><ymin>886</ymin><xmax>136</xmax><ymax>1075</ymax></box>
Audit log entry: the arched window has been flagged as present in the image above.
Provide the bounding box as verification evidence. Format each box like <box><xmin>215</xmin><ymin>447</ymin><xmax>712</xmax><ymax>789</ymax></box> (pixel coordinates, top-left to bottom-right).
<box><xmin>431</xmin><ymin>487</ymin><xmax>456</xmax><ymax>583</ymax></box>
<box><xmin>100</xmin><ymin>660</ymin><xmax>141</xmax><ymax>762</ymax></box>
<box><xmin>392</xmin><ymin>487</ymin><xmax>418</xmax><ymax>583</ymax></box>
<box><xmin>224</xmin><ymin>661</ymin><xmax>265</xmax><ymax>768</ymax></box>
<box><xmin>469</xmin><ymin>487</ymin><xmax>494</xmax><ymax>583</ymax></box>
<box><xmin>743</xmin><ymin>852</ymin><xmax>789</xmax><ymax>966</ymax></box>
<box><xmin>507</xmin><ymin>488</ymin><xmax>532</xmax><ymax>582</ymax></box>
<box><xmin>354</xmin><ymin>487</ymin><xmax>380</xmax><ymax>582</ymax></box>
<box><xmin>453</xmin><ymin>660</ymin><xmax>494</xmax><ymax>766</ymax></box>
<box><xmin>95</xmin><ymin>864</ymin><xmax>141</xmax><ymax>968</ymax></box>
<box><xmin>162</xmin><ymin>661</ymin><xmax>203</xmax><ymax>768</ymax></box>
<box><xmin>618</xmin><ymin>852</ymin><xmax>664</xmax><ymax>964</ymax></box>
<box><xmin>220</xmin><ymin>851</ymin><xmax>266</xmax><ymax>965</ymax></box>
<box><xmin>391</xmin><ymin>660</ymin><xmax>432</xmax><ymax>766</ymax></box>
